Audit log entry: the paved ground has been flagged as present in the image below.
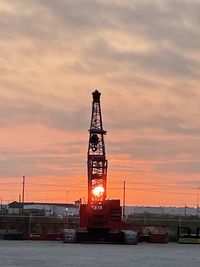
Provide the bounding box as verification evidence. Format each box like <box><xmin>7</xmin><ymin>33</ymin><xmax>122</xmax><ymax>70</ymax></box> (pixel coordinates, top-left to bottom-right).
<box><xmin>0</xmin><ymin>240</ymin><xmax>200</xmax><ymax>267</ymax></box>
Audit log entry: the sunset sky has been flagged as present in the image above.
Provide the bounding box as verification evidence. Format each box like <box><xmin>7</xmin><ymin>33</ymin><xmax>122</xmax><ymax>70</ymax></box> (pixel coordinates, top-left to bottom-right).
<box><xmin>0</xmin><ymin>0</ymin><xmax>200</xmax><ymax>206</ymax></box>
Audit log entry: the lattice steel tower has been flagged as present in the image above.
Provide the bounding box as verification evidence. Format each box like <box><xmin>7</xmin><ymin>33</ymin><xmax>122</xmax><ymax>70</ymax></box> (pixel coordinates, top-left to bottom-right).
<box><xmin>88</xmin><ymin>90</ymin><xmax>107</xmax><ymax>209</ymax></box>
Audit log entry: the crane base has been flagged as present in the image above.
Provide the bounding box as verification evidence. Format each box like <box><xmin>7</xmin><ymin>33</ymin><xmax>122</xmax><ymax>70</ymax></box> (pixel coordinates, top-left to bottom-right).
<box><xmin>63</xmin><ymin>228</ymin><xmax>138</xmax><ymax>245</ymax></box>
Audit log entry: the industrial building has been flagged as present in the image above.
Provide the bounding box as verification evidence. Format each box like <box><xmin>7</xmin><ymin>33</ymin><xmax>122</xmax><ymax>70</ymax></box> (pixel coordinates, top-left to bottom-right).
<box><xmin>8</xmin><ymin>201</ymin><xmax>79</xmax><ymax>217</ymax></box>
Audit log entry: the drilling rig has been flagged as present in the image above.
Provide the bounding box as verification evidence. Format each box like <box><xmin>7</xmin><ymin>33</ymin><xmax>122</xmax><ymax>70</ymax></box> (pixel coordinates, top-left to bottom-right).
<box><xmin>63</xmin><ymin>90</ymin><xmax>137</xmax><ymax>244</ymax></box>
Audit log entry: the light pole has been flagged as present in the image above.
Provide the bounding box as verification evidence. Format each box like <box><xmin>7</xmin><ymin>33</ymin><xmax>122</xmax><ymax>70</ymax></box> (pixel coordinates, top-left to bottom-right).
<box><xmin>66</xmin><ymin>208</ymin><xmax>68</xmax><ymax>228</ymax></box>
<box><xmin>197</xmin><ymin>187</ymin><xmax>199</xmax><ymax>217</ymax></box>
<box><xmin>29</xmin><ymin>213</ymin><xmax>32</xmax><ymax>237</ymax></box>
<box><xmin>22</xmin><ymin>176</ymin><xmax>25</xmax><ymax>211</ymax></box>
<box><xmin>123</xmin><ymin>181</ymin><xmax>126</xmax><ymax>219</ymax></box>
<box><xmin>66</xmin><ymin>190</ymin><xmax>69</xmax><ymax>204</ymax></box>
<box><xmin>0</xmin><ymin>197</ymin><xmax>2</xmax><ymax>214</ymax></box>
<box><xmin>65</xmin><ymin>190</ymin><xmax>69</xmax><ymax>227</ymax></box>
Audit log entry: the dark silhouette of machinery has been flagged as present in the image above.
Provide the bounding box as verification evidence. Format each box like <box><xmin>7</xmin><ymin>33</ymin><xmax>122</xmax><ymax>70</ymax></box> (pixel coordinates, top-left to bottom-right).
<box><xmin>63</xmin><ymin>90</ymin><xmax>137</xmax><ymax>244</ymax></box>
<box><xmin>80</xmin><ymin>90</ymin><xmax>122</xmax><ymax>239</ymax></box>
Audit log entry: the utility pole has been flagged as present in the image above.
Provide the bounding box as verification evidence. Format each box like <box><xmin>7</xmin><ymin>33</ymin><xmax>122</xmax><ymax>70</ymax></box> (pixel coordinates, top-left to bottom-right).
<box><xmin>123</xmin><ymin>181</ymin><xmax>126</xmax><ymax>219</ymax></box>
<box><xmin>0</xmin><ymin>197</ymin><xmax>2</xmax><ymax>214</ymax></box>
<box><xmin>184</xmin><ymin>204</ymin><xmax>187</xmax><ymax>217</ymax></box>
<box><xmin>197</xmin><ymin>187</ymin><xmax>199</xmax><ymax>217</ymax></box>
<box><xmin>66</xmin><ymin>190</ymin><xmax>69</xmax><ymax>218</ymax></box>
<box><xmin>22</xmin><ymin>176</ymin><xmax>25</xmax><ymax>211</ymax></box>
<box><xmin>66</xmin><ymin>190</ymin><xmax>69</xmax><ymax>204</ymax></box>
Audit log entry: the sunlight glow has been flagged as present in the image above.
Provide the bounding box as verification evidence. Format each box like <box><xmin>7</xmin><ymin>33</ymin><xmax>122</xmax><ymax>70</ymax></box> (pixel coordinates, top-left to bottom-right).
<box><xmin>92</xmin><ymin>186</ymin><xmax>105</xmax><ymax>197</ymax></box>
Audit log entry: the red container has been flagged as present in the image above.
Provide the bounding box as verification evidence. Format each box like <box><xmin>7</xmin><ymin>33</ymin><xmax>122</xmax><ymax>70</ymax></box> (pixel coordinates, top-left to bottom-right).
<box><xmin>149</xmin><ymin>233</ymin><xmax>168</xmax><ymax>244</ymax></box>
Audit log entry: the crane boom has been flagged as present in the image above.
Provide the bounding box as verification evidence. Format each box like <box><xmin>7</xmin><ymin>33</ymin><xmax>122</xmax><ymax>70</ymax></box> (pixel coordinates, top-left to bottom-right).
<box><xmin>88</xmin><ymin>90</ymin><xmax>107</xmax><ymax>209</ymax></box>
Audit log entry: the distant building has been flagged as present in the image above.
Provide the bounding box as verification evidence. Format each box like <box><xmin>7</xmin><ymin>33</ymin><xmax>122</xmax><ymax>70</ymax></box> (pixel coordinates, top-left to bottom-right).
<box><xmin>8</xmin><ymin>201</ymin><xmax>79</xmax><ymax>217</ymax></box>
<box><xmin>125</xmin><ymin>206</ymin><xmax>197</xmax><ymax>216</ymax></box>
<box><xmin>8</xmin><ymin>201</ymin><xmax>23</xmax><ymax>214</ymax></box>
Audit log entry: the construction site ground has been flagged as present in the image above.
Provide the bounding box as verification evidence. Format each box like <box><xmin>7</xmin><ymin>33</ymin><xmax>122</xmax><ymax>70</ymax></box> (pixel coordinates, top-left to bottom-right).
<box><xmin>0</xmin><ymin>240</ymin><xmax>200</xmax><ymax>267</ymax></box>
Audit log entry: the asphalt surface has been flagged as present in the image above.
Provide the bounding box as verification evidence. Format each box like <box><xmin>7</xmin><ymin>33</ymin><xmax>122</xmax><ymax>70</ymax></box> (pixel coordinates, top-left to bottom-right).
<box><xmin>0</xmin><ymin>240</ymin><xmax>200</xmax><ymax>267</ymax></box>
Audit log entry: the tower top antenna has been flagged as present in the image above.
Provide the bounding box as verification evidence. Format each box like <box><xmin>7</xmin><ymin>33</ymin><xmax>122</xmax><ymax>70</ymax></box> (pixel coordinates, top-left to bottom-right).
<box><xmin>92</xmin><ymin>90</ymin><xmax>101</xmax><ymax>102</ymax></box>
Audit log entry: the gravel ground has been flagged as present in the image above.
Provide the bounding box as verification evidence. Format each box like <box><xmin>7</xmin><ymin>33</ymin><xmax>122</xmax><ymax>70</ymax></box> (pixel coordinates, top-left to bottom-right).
<box><xmin>0</xmin><ymin>240</ymin><xmax>200</xmax><ymax>267</ymax></box>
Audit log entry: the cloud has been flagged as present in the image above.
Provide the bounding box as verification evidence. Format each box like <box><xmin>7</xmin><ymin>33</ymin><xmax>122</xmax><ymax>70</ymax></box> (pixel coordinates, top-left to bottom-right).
<box><xmin>107</xmin><ymin>135</ymin><xmax>200</xmax><ymax>174</ymax></box>
<box><xmin>0</xmin><ymin>141</ymin><xmax>86</xmax><ymax>177</ymax></box>
<box><xmin>0</xmin><ymin>0</ymin><xmax>200</xmax><ymax>205</ymax></box>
